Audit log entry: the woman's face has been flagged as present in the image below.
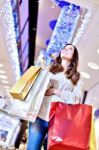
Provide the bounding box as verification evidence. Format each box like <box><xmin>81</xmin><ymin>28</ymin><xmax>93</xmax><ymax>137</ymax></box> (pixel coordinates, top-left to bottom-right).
<box><xmin>61</xmin><ymin>44</ymin><xmax>74</xmax><ymax>61</ymax></box>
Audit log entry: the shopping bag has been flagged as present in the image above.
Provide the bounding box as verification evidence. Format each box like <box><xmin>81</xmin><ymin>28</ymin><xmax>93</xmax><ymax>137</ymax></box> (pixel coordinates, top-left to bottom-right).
<box><xmin>48</xmin><ymin>102</ymin><xmax>94</xmax><ymax>150</ymax></box>
<box><xmin>94</xmin><ymin>117</ymin><xmax>99</xmax><ymax>150</ymax></box>
<box><xmin>89</xmin><ymin>112</ymin><xmax>96</xmax><ymax>150</ymax></box>
<box><xmin>0</xmin><ymin>111</ymin><xmax>21</xmax><ymax>148</ymax></box>
<box><xmin>9</xmin><ymin>66</ymin><xmax>41</xmax><ymax>100</ymax></box>
<box><xmin>4</xmin><ymin>69</ymin><xmax>51</xmax><ymax>123</ymax></box>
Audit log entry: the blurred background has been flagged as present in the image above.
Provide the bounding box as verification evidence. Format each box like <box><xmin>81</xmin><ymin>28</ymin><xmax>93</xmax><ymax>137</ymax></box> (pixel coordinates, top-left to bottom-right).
<box><xmin>0</xmin><ymin>0</ymin><xmax>99</xmax><ymax>149</ymax></box>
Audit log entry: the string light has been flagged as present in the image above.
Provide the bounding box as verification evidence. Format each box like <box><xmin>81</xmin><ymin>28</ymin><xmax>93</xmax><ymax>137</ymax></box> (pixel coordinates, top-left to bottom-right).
<box><xmin>46</xmin><ymin>5</ymin><xmax>80</xmax><ymax>53</ymax></box>
<box><xmin>51</xmin><ymin>0</ymin><xmax>60</xmax><ymax>6</ymax></box>
<box><xmin>0</xmin><ymin>0</ymin><xmax>20</xmax><ymax>80</ymax></box>
<box><xmin>72</xmin><ymin>9</ymin><xmax>92</xmax><ymax>45</ymax></box>
<box><xmin>37</xmin><ymin>0</ymin><xmax>92</xmax><ymax>67</ymax></box>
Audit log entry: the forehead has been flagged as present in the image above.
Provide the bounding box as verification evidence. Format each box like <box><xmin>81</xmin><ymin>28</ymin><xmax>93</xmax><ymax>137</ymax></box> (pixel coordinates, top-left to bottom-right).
<box><xmin>64</xmin><ymin>45</ymin><xmax>74</xmax><ymax>49</ymax></box>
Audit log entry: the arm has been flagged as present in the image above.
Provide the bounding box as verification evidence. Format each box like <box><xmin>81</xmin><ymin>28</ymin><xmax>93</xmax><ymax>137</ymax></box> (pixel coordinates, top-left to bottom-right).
<box><xmin>60</xmin><ymin>79</ymin><xmax>84</xmax><ymax>104</ymax></box>
<box><xmin>45</xmin><ymin>78</ymin><xmax>84</xmax><ymax>104</ymax></box>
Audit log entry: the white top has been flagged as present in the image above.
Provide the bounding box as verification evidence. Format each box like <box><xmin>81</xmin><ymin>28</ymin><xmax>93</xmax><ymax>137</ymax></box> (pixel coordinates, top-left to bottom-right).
<box><xmin>38</xmin><ymin>72</ymin><xmax>84</xmax><ymax>121</ymax></box>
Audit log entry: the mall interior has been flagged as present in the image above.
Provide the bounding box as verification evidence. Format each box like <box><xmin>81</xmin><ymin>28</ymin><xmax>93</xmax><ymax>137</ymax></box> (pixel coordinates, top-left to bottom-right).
<box><xmin>0</xmin><ymin>0</ymin><xmax>99</xmax><ymax>149</ymax></box>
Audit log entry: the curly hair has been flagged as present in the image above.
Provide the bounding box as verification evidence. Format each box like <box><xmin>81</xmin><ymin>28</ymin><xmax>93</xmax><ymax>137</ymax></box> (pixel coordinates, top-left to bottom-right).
<box><xmin>49</xmin><ymin>44</ymin><xmax>80</xmax><ymax>85</ymax></box>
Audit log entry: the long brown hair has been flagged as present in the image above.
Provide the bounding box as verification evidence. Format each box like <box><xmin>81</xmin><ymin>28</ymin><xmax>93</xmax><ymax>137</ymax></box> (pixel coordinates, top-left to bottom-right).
<box><xmin>49</xmin><ymin>44</ymin><xmax>80</xmax><ymax>85</ymax></box>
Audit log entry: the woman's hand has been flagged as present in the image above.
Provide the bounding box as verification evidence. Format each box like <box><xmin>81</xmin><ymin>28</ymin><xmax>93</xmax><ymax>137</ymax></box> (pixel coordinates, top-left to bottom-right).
<box><xmin>45</xmin><ymin>88</ymin><xmax>61</xmax><ymax>96</ymax></box>
<box><xmin>45</xmin><ymin>88</ymin><xmax>55</xmax><ymax>96</ymax></box>
<box><xmin>74</xmin><ymin>96</ymin><xmax>81</xmax><ymax>104</ymax></box>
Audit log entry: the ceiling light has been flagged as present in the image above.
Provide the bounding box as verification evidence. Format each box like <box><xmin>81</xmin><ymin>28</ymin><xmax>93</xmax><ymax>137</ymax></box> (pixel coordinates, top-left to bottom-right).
<box><xmin>4</xmin><ymin>85</ymin><xmax>10</xmax><ymax>89</ymax></box>
<box><xmin>0</xmin><ymin>70</ymin><xmax>6</xmax><ymax>74</ymax></box>
<box><xmin>0</xmin><ymin>64</ymin><xmax>3</xmax><ymax>67</ymax></box>
<box><xmin>80</xmin><ymin>71</ymin><xmax>90</xmax><ymax>79</ymax></box>
<box><xmin>97</xmin><ymin>49</ymin><xmax>99</xmax><ymax>54</ymax></box>
<box><xmin>87</xmin><ymin>62</ymin><xmax>99</xmax><ymax>70</ymax></box>
<box><xmin>1</xmin><ymin>80</ymin><xmax>9</xmax><ymax>84</ymax></box>
<box><xmin>0</xmin><ymin>75</ymin><xmax>8</xmax><ymax>79</ymax></box>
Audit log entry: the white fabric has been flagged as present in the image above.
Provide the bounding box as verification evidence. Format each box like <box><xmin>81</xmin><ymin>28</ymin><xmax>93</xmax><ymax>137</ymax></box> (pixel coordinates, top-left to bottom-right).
<box><xmin>38</xmin><ymin>72</ymin><xmax>84</xmax><ymax>121</ymax></box>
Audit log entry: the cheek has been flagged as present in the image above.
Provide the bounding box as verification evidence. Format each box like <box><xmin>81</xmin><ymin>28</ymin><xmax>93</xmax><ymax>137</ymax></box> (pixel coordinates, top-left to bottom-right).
<box><xmin>68</xmin><ymin>52</ymin><xmax>74</xmax><ymax>57</ymax></box>
<box><xmin>61</xmin><ymin>51</ymin><xmax>67</xmax><ymax>55</ymax></box>
<box><xmin>60</xmin><ymin>52</ymin><xmax>64</xmax><ymax>57</ymax></box>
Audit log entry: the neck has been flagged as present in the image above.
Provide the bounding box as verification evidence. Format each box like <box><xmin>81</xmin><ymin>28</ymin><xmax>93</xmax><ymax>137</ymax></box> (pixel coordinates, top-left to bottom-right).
<box><xmin>61</xmin><ymin>59</ymin><xmax>70</xmax><ymax>72</ymax></box>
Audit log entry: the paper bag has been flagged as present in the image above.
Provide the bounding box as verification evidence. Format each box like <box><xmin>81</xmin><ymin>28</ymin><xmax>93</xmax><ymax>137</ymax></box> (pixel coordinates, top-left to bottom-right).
<box><xmin>48</xmin><ymin>102</ymin><xmax>93</xmax><ymax>150</ymax></box>
<box><xmin>9</xmin><ymin>66</ymin><xmax>41</xmax><ymax>100</ymax></box>
<box><xmin>89</xmin><ymin>111</ymin><xmax>96</xmax><ymax>150</ymax></box>
<box><xmin>0</xmin><ymin>111</ymin><xmax>21</xmax><ymax>148</ymax></box>
<box><xmin>6</xmin><ymin>70</ymin><xmax>51</xmax><ymax>123</ymax></box>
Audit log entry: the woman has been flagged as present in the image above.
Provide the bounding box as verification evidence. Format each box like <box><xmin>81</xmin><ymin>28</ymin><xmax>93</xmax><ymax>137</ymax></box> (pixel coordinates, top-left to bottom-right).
<box><xmin>27</xmin><ymin>44</ymin><xmax>83</xmax><ymax>150</ymax></box>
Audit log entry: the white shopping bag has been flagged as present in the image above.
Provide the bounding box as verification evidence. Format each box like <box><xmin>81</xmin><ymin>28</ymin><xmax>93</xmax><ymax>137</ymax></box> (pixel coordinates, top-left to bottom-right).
<box><xmin>0</xmin><ymin>69</ymin><xmax>51</xmax><ymax>123</ymax></box>
<box><xmin>0</xmin><ymin>112</ymin><xmax>21</xmax><ymax>148</ymax></box>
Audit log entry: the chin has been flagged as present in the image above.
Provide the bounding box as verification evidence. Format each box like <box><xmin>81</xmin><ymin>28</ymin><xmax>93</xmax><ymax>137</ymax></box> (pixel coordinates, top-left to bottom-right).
<box><xmin>61</xmin><ymin>56</ymin><xmax>71</xmax><ymax>61</ymax></box>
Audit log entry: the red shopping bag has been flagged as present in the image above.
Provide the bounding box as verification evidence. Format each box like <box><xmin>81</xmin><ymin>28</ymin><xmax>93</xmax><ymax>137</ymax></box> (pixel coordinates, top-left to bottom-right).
<box><xmin>48</xmin><ymin>102</ymin><xmax>92</xmax><ymax>150</ymax></box>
